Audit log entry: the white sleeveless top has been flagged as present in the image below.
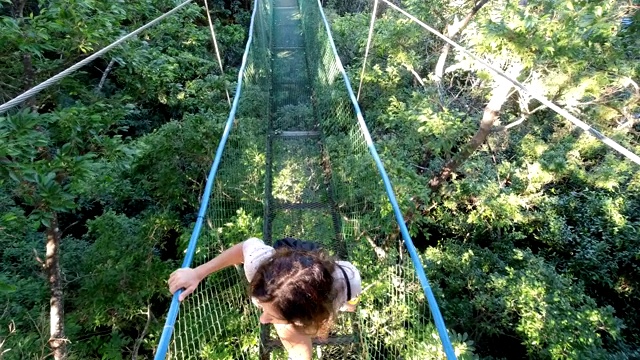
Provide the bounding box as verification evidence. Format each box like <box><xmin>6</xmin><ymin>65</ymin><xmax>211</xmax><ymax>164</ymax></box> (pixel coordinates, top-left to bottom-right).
<box><xmin>242</xmin><ymin>238</ymin><xmax>361</xmax><ymax>311</ymax></box>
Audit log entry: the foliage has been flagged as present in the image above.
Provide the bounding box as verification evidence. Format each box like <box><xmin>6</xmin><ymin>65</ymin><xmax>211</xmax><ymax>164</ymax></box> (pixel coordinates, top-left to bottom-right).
<box><xmin>64</xmin><ymin>211</ymin><xmax>175</xmax><ymax>358</ymax></box>
<box><xmin>349</xmin><ymin>243</ymin><xmax>478</xmax><ymax>359</ymax></box>
<box><xmin>128</xmin><ymin>112</ymin><xmax>225</xmax><ymax>213</ymax></box>
<box><xmin>1</xmin><ymin>0</ymin><xmax>638</xmax><ymax>357</ymax></box>
<box><xmin>205</xmin><ymin>208</ymin><xmax>263</xmax><ymax>252</ymax></box>
<box><xmin>424</xmin><ymin>243</ymin><xmax>621</xmax><ymax>358</ymax></box>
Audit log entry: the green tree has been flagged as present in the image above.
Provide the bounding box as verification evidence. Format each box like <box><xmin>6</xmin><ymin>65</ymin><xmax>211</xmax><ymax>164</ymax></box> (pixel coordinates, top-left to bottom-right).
<box><xmin>0</xmin><ymin>104</ymin><xmax>128</xmax><ymax>358</ymax></box>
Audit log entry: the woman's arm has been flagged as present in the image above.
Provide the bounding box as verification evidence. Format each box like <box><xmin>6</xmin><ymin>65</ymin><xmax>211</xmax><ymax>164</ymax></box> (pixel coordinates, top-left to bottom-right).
<box><xmin>168</xmin><ymin>241</ymin><xmax>244</xmax><ymax>301</ymax></box>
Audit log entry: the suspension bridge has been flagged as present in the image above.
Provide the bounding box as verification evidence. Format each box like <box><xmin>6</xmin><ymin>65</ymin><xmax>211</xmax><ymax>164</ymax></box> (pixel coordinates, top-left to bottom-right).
<box><xmin>154</xmin><ymin>0</ymin><xmax>456</xmax><ymax>358</ymax></box>
<box><xmin>2</xmin><ymin>0</ymin><xmax>639</xmax><ymax>359</ymax></box>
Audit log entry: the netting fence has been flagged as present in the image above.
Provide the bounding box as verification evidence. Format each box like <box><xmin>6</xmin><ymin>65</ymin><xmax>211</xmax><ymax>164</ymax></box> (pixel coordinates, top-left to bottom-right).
<box><xmin>164</xmin><ymin>0</ymin><xmax>271</xmax><ymax>357</ymax></box>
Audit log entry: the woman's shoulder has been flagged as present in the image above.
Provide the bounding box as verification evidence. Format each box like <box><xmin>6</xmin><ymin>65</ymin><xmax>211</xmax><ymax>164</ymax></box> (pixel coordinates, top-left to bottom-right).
<box><xmin>335</xmin><ymin>261</ymin><xmax>361</xmax><ymax>287</ymax></box>
<box><xmin>335</xmin><ymin>260</ymin><xmax>359</xmax><ymax>277</ymax></box>
<box><xmin>243</xmin><ymin>238</ymin><xmax>275</xmax><ymax>282</ymax></box>
<box><xmin>243</xmin><ymin>237</ymin><xmax>267</xmax><ymax>247</ymax></box>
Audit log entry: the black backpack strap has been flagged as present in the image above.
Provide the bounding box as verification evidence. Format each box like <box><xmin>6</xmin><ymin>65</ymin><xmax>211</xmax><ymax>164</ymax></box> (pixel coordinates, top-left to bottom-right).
<box><xmin>337</xmin><ymin>265</ymin><xmax>352</xmax><ymax>301</ymax></box>
<box><xmin>273</xmin><ymin>237</ymin><xmax>321</xmax><ymax>251</ymax></box>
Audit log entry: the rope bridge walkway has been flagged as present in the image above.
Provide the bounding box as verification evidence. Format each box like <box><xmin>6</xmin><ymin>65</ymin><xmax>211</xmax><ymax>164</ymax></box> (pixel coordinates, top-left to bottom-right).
<box><xmin>155</xmin><ymin>0</ymin><xmax>456</xmax><ymax>358</ymax></box>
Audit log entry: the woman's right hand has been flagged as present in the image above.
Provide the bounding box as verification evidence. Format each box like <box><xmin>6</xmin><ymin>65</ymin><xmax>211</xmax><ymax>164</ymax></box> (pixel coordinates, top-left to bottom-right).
<box><xmin>168</xmin><ymin>268</ymin><xmax>202</xmax><ymax>301</ymax></box>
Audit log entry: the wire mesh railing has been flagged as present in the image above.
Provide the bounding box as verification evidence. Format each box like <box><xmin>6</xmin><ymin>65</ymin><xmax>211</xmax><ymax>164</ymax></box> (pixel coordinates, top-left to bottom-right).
<box><xmin>299</xmin><ymin>0</ymin><xmax>455</xmax><ymax>358</ymax></box>
<box><xmin>157</xmin><ymin>0</ymin><xmax>271</xmax><ymax>358</ymax></box>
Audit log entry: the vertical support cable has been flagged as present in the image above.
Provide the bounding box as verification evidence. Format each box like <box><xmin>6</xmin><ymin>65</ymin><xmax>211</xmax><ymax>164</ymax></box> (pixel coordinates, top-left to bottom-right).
<box><xmin>203</xmin><ymin>0</ymin><xmax>232</xmax><ymax>106</ymax></box>
<box><xmin>357</xmin><ymin>0</ymin><xmax>379</xmax><ymax>101</ymax></box>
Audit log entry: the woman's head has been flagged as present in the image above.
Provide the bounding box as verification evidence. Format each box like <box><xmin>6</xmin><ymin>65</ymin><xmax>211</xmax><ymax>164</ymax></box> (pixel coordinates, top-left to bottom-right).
<box><xmin>249</xmin><ymin>247</ymin><xmax>337</xmax><ymax>337</ymax></box>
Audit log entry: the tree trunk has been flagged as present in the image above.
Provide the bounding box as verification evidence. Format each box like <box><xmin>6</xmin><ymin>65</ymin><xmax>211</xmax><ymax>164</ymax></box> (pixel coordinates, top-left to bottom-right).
<box><xmin>434</xmin><ymin>0</ymin><xmax>490</xmax><ymax>83</ymax></box>
<box><xmin>16</xmin><ymin>0</ymin><xmax>37</xmax><ymax>110</ymax></box>
<box><xmin>429</xmin><ymin>66</ymin><xmax>520</xmax><ymax>191</ymax></box>
<box><xmin>46</xmin><ymin>212</ymin><xmax>67</xmax><ymax>360</ymax></box>
<box><xmin>131</xmin><ymin>304</ymin><xmax>153</xmax><ymax>360</ymax></box>
<box><xmin>22</xmin><ymin>53</ymin><xmax>36</xmax><ymax>110</ymax></box>
<box><xmin>12</xmin><ymin>0</ymin><xmax>26</xmax><ymax>18</ymax></box>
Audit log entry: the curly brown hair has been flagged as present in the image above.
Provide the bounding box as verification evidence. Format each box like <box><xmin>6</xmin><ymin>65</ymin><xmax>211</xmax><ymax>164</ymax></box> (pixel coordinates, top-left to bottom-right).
<box><xmin>249</xmin><ymin>247</ymin><xmax>338</xmax><ymax>338</ymax></box>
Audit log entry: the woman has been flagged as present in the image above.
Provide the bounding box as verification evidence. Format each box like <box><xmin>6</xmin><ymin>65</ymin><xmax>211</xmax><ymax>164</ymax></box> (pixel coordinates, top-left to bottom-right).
<box><xmin>168</xmin><ymin>237</ymin><xmax>362</xmax><ymax>360</ymax></box>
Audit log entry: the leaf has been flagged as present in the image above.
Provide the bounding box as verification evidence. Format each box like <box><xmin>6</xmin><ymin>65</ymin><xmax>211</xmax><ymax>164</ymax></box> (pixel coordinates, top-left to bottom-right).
<box><xmin>1</xmin><ymin>212</ymin><xmax>17</xmax><ymax>222</ymax></box>
<box><xmin>44</xmin><ymin>172</ymin><xmax>57</xmax><ymax>185</ymax></box>
<box><xmin>8</xmin><ymin>170</ymin><xmax>20</xmax><ymax>183</ymax></box>
<box><xmin>0</xmin><ymin>281</ymin><xmax>16</xmax><ymax>293</ymax></box>
<box><xmin>594</xmin><ymin>6</ymin><xmax>603</xmax><ymax>17</ymax></box>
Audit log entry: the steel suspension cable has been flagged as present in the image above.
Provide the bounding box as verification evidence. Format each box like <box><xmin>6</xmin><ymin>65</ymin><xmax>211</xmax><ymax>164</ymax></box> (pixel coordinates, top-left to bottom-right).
<box><xmin>0</xmin><ymin>0</ymin><xmax>194</xmax><ymax>115</ymax></box>
<box><xmin>356</xmin><ymin>0</ymin><xmax>379</xmax><ymax>101</ymax></box>
<box><xmin>380</xmin><ymin>0</ymin><xmax>640</xmax><ymax>166</ymax></box>
<box><xmin>203</xmin><ymin>0</ymin><xmax>231</xmax><ymax>106</ymax></box>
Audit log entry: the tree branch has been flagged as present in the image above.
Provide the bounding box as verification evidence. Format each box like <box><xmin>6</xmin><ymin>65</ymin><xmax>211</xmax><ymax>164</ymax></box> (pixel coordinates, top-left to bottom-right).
<box><xmin>15</xmin><ymin>0</ymin><xmax>27</xmax><ymax>18</ymax></box>
<box><xmin>430</xmin><ymin>64</ymin><xmax>522</xmax><ymax>191</ymax></box>
<box><xmin>95</xmin><ymin>58</ymin><xmax>116</xmax><ymax>94</ymax></box>
<box><xmin>492</xmin><ymin>93</ymin><xmax>547</xmax><ymax>132</ymax></box>
<box><xmin>0</xmin><ymin>321</ymin><xmax>16</xmax><ymax>357</ymax></box>
<box><xmin>131</xmin><ymin>304</ymin><xmax>153</xmax><ymax>360</ymax></box>
<box><xmin>404</xmin><ymin>64</ymin><xmax>426</xmax><ymax>90</ymax></box>
<box><xmin>434</xmin><ymin>0</ymin><xmax>490</xmax><ymax>83</ymax></box>
<box><xmin>491</xmin><ymin>114</ymin><xmax>528</xmax><ymax>132</ymax></box>
<box><xmin>22</xmin><ymin>53</ymin><xmax>36</xmax><ymax>110</ymax></box>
